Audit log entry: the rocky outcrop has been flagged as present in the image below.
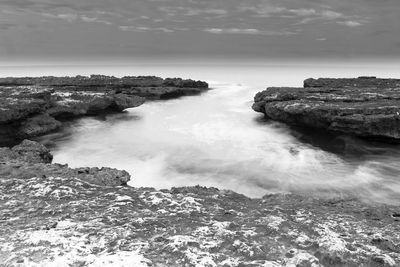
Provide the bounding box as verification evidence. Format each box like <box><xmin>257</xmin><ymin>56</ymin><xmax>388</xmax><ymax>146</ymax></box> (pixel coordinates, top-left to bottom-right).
<box><xmin>1</xmin><ymin>173</ymin><xmax>400</xmax><ymax>266</ymax></box>
<box><xmin>0</xmin><ymin>139</ymin><xmax>53</xmax><ymax>164</ymax></box>
<box><xmin>1</xmin><ymin>140</ymin><xmax>400</xmax><ymax>266</ymax></box>
<box><xmin>0</xmin><ymin>140</ymin><xmax>130</xmax><ymax>186</ymax></box>
<box><xmin>304</xmin><ymin>77</ymin><xmax>400</xmax><ymax>88</ymax></box>
<box><xmin>0</xmin><ymin>75</ymin><xmax>208</xmax><ymax>89</ymax></box>
<box><xmin>0</xmin><ymin>75</ymin><xmax>208</xmax><ymax>144</ymax></box>
<box><xmin>253</xmin><ymin>77</ymin><xmax>400</xmax><ymax>141</ymax></box>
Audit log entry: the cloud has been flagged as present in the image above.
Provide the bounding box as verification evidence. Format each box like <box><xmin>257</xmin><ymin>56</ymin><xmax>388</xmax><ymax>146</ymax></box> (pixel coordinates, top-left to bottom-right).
<box><xmin>0</xmin><ymin>0</ymin><xmax>82</xmax><ymax>12</ymax></box>
<box><xmin>42</xmin><ymin>13</ymin><xmax>78</xmax><ymax>22</ymax></box>
<box><xmin>204</xmin><ymin>28</ymin><xmax>260</xmax><ymax>34</ymax></box>
<box><xmin>0</xmin><ymin>0</ymin><xmax>395</xmax><ymax>60</ymax></box>
<box><xmin>320</xmin><ymin>10</ymin><xmax>343</xmax><ymax>20</ymax></box>
<box><xmin>119</xmin><ymin>26</ymin><xmax>174</xmax><ymax>33</ymax></box>
<box><xmin>288</xmin><ymin>8</ymin><xmax>317</xmax><ymax>17</ymax></box>
<box><xmin>185</xmin><ymin>8</ymin><xmax>227</xmax><ymax>16</ymax></box>
<box><xmin>203</xmin><ymin>28</ymin><xmax>296</xmax><ymax>36</ymax></box>
<box><xmin>337</xmin><ymin>20</ymin><xmax>363</xmax><ymax>27</ymax></box>
<box><xmin>158</xmin><ymin>6</ymin><xmax>228</xmax><ymax>17</ymax></box>
<box><xmin>80</xmin><ymin>16</ymin><xmax>112</xmax><ymax>25</ymax></box>
<box><xmin>237</xmin><ymin>3</ymin><xmax>365</xmax><ymax>29</ymax></box>
<box><xmin>41</xmin><ymin>12</ymin><xmax>113</xmax><ymax>25</ymax></box>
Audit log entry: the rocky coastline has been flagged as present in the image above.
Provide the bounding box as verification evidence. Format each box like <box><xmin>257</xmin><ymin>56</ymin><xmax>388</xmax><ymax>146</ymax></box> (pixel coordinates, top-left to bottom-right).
<box><xmin>0</xmin><ymin>75</ymin><xmax>209</xmax><ymax>145</ymax></box>
<box><xmin>1</xmin><ymin>76</ymin><xmax>400</xmax><ymax>266</ymax></box>
<box><xmin>253</xmin><ymin>77</ymin><xmax>400</xmax><ymax>141</ymax></box>
<box><xmin>1</xmin><ymin>140</ymin><xmax>400</xmax><ymax>266</ymax></box>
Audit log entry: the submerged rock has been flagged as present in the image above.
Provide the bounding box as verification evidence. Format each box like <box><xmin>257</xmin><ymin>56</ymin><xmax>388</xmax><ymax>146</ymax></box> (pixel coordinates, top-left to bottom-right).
<box><xmin>253</xmin><ymin>77</ymin><xmax>400</xmax><ymax>141</ymax></box>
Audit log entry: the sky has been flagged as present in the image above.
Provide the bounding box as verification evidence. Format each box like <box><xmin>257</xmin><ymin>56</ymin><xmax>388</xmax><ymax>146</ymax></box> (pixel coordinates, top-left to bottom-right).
<box><xmin>0</xmin><ymin>0</ymin><xmax>399</xmax><ymax>62</ymax></box>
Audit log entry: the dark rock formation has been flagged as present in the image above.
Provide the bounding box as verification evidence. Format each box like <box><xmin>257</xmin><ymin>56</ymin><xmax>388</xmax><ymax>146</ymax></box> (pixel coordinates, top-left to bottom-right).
<box><xmin>18</xmin><ymin>114</ymin><xmax>62</xmax><ymax>138</ymax></box>
<box><xmin>0</xmin><ymin>75</ymin><xmax>208</xmax><ymax>90</ymax></box>
<box><xmin>0</xmin><ymin>86</ymin><xmax>53</xmax><ymax>124</ymax></box>
<box><xmin>0</xmin><ymin>139</ymin><xmax>53</xmax><ymax>164</ymax></box>
<box><xmin>0</xmin><ymin>140</ymin><xmax>130</xmax><ymax>186</ymax></box>
<box><xmin>0</xmin><ymin>75</ymin><xmax>208</xmax><ymax>144</ymax></box>
<box><xmin>253</xmin><ymin>77</ymin><xmax>400</xmax><ymax>141</ymax></box>
<box><xmin>304</xmin><ymin>77</ymin><xmax>400</xmax><ymax>88</ymax></box>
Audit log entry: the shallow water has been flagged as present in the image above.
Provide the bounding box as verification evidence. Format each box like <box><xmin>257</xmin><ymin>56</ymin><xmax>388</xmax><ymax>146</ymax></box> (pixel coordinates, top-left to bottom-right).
<box><xmin>5</xmin><ymin>61</ymin><xmax>400</xmax><ymax>204</ymax></box>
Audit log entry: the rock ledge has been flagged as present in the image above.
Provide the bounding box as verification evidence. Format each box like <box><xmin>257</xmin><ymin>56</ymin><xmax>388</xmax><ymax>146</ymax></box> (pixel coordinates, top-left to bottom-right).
<box><xmin>253</xmin><ymin>77</ymin><xmax>400</xmax><ymax>141</ymax></box>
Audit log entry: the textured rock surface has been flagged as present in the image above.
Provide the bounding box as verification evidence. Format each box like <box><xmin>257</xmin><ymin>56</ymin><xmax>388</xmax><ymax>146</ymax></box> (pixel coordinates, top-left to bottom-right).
<box><xmin>1</xmin><ymin>140</ymin><xmax>400</xmax><ymax>266</ymax></box>
<box><xmin>0</xmin><ymin>139</ymin><xmax>53</xmax><ymax>164</ymax></box>
<box><xmin>1</xmin><ymin>178</ymin><xmax>400</xmax><ymax>266</ymax></box>
<box><xmin>0</xmin><ymin>75</ymin><xmax>208</xmax><ymax>143</ymax></box>
<box><xmin>253</xmin><ymin>77</ymin><xmax>400</xmax><ymax>141</ymax></box>
<box><xmin>0</xmin><ymin>140</ymin><xmax>130</xmax><ymax>186</ymax></box>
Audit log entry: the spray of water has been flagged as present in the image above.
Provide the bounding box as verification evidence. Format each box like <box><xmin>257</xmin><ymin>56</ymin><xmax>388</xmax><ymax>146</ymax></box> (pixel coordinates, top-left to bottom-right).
<box><xmin>44</xmin><ymin>80</ymin><xmax>400</xmax><ymax>204</ymax></box>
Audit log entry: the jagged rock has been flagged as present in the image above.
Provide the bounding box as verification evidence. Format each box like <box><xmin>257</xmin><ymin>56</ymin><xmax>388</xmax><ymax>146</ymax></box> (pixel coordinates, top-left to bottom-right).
<box><xmin>0</xmin><ymin>177</ymin><xmax>399</xmax><ymax>266</ymax></box>
<box><xmin>0</xmin><ymin>140</ymin><xmax>130</xmax><ymax>186</ymax></box>
<box><xmin>0</xmin><ymin>86</ymin><xmax>53</xmax><ymax>124</ymax></box>
<box><xmin>253</xmin><ymin>77</ymin><xmax>400</xmax><ymax>141</ymax></box>
<box><xmin>73</xmin><ymin>167</ymin><xmax>131</xmax><ymax>186</ymax></box>
<box><xmin>0</xmin><ymin>139</ymin><xmax>53</xmax><ymax>164</ymax></box>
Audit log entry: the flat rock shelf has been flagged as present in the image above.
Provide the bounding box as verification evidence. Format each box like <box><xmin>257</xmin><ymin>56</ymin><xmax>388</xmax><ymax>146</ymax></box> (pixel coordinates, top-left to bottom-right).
<box><xmin>253</xmin><ymin>77</ymin><xmax>400</xmax><ymax>141</ymax></box>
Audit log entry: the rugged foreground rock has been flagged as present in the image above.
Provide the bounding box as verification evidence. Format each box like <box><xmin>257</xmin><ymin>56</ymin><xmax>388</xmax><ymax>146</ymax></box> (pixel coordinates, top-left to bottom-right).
<box><xmin>0</xmin><ymin>140</ymin><xmax>130</xmax><ymax>186</ymax></box>
<box><xmin>0</xmin><ymin>75</ymin><xmax>208</xmax><ymax>144</ymax></box>
<box><xmin>253</xmin><ymin>77</ymin><xmax>400</xmax><ymax>141</ymax></box>
<box><xmin>1</xmin><ymin>141</ymin><xmax>400</xmax><ymax>266</ymax></box>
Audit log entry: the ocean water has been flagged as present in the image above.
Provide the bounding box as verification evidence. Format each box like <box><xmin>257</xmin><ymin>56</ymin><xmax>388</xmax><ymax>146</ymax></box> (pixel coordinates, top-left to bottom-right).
<box><xmin>2</xmin><ymin>61</ymin><xmax>400</xmax><ymax>204</ymax></box>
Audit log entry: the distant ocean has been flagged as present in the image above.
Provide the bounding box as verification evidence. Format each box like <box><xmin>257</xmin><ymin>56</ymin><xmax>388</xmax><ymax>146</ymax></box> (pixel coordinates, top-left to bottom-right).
<box><xmin>3</xmin><ymin>61</ymin><xmax>400</xmax><ymax>204</ymax></box>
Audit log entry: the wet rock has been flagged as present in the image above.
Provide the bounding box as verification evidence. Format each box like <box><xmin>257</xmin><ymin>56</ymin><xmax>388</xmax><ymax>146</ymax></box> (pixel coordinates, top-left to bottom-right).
<box><xmin>17</xmin><ymin>114</ymin><xmax>62</xmax><ymax>138</ymax></box>
<box><xmin>9</xmin><ymin>139</ymin><xmax>53</xmax><ymax>164</ymax></box>
<box><xmin>73</xmin><ymin>167</ymin><xmax>131</xmax><ymax>186</ymax></box>
<box><xmin>253</xmin><ymin>77</ymin><xmax>400</xmax><ymax>141</ymax></box>
<box><xmin>112</xmin><ymin>94</ymin><xmax>146</xmax><ymax>111</ymax></box>
<box><xmin>0</xmin><ymin>140</ymin><xmax>130</xmax><ymax>186</ymax></box>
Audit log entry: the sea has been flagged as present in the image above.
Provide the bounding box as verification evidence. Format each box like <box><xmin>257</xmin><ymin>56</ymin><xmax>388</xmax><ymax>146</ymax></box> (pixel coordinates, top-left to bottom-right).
<box><xmin>1</xmin><ymin>60</ymin><xmax>400</xmax><ymax>204</ymax></box>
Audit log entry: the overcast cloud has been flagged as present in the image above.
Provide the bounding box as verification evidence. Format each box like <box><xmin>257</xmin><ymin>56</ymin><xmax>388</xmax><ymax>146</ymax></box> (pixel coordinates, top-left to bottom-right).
<box><xmin>0</xmin><ymin>0</ymin><xmax>399</xmax><ymax>61</ymax></box>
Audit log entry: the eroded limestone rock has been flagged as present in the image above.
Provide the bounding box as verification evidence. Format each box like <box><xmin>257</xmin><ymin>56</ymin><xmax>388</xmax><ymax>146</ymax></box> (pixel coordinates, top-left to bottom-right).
<box><xmin>253</xmin><ymin>77</ymin><xmax>400</xmax><ymax>141</ymax></box>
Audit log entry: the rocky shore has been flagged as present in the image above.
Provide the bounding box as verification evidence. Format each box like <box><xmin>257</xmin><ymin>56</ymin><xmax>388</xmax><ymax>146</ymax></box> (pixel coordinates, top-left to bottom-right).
<box><xmin>0</xmin><ymin>75</ymin><xmax>208</xmax><ymax>145</ymax></box>
<box><xmin>1</xmin><ymin>140</ymin><xmax>400</xmax><ymax>266</ymax></box>
<box><xmin>253</xmin><ymin>77</ymin><xmax>400</xmax><ymax>141</ymax></box>
<box><xmin>2</xmin><ymin>75</ymin><xmax>400</xmax><ymax>266</ymax></box>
